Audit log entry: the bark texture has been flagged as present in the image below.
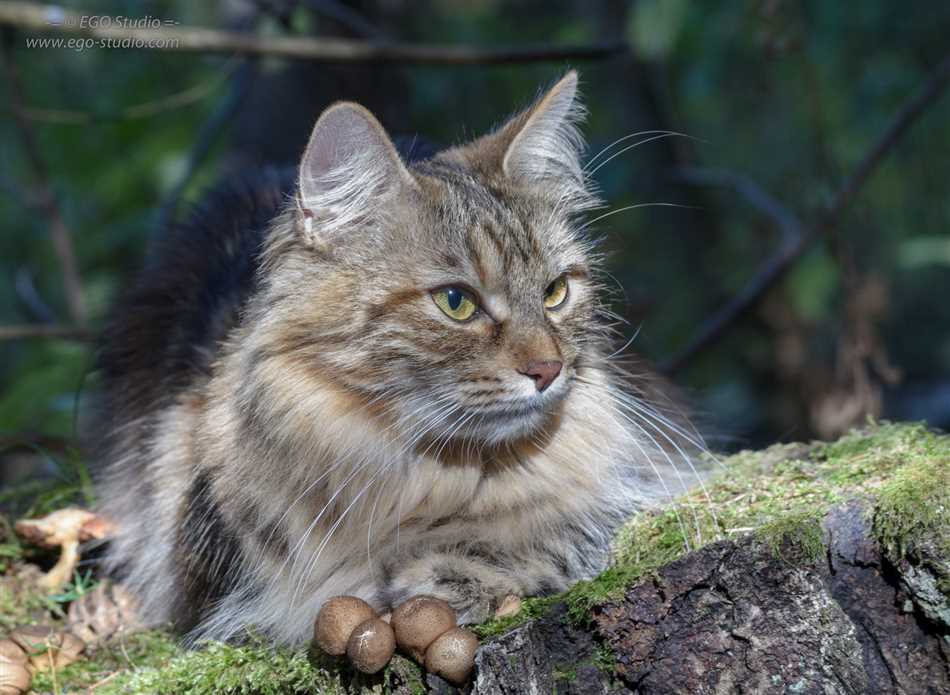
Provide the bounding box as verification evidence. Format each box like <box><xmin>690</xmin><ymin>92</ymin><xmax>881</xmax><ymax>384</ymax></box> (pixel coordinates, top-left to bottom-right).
<box><xmin>471</xmin><ymin>502</ymin><xmax>949</xmax><ymax>694</ymax></box>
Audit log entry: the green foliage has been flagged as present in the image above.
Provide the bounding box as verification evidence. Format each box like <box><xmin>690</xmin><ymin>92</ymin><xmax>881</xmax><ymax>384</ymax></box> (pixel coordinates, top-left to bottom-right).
<box><xmin>47</xmin><ymin>569</ymin><xmax>99</xmax><ymax>608</ymax></box>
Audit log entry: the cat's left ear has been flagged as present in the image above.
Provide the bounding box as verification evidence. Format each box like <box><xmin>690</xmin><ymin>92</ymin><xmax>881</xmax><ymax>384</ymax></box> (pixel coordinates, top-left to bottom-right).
<box><xmin>498</xmin><ymin>70</ymin><xmax>586</xmax><ymax>194</ymax></box>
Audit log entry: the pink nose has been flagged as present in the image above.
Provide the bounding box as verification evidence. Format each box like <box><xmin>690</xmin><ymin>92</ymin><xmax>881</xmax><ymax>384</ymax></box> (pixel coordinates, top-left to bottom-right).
<box><xmin>519</xmin><ymin>360</ymin><xmax>563</xmax><ymax>392</ymax></box>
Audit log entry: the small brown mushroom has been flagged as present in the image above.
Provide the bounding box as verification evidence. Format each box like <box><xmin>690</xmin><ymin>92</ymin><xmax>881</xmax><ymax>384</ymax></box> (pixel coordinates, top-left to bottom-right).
<box><xmin>346</xmin><ymin>617</ymin><xmax>396</xmax><ymax>674</ymax></box>
<box><xmin>390</xmin><ymin>595</ymin><xmax>456</xmax><ymax>662</ymax></box>
<box><xmin>0</xmin><ymin>639</ymin><xmax>27</xmax><ymax>665</ymax></box>
<box><xmin>14</xmin><ymin>508</ymin><xmax>112</xmax><ymax>591</ymax></box>
<box><xmin>424</xmin><ymin>627</ymin><xmax>479</xmax><ymax>685</ymax></box>
<box><xmin>8</xmin><ymin>625</ymin><xmax>85</xmax><ymax>671</ymax></box>
<box><xmin>0</xmin><ymin>638</ymin><xmax>29</xmax><ymax>695</ymax></box>
<box><xmin>0</xmin><ymin>656</ymin><xmax>31</xmax><ymax>695</ymax></box>
<box><xmin>313</xmin><ymin>596</ymin><xmax>377</xmax><ymax>656</ymax></box>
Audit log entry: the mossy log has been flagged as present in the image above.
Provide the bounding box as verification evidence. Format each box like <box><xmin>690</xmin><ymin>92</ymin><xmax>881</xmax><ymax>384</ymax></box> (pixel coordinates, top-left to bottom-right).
<box><xmin>6</xmin><ymin>423</ymin><xmax>948</xmax><ymax>693</ymax></box>
<box><xmin>472</xmin><ymin>423</ymin><xmax>950</xmax><ymax>695</ymax></box>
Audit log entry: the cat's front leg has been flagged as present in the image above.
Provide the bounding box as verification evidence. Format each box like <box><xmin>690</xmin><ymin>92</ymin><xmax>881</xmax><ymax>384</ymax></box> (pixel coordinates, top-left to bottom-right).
<box><xmin>380</xmin><ymin>552</ymin><xmax>532</xmax><ymax>624</ymax></box>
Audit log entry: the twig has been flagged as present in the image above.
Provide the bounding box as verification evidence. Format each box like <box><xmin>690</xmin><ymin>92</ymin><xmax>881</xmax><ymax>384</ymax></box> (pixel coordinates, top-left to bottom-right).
<box><xmin>661</xmin><ymin>50</ymin><xmax>950</xmax><ymax>374</ymax></box>
<box><xmin>0</xmin><ymin>2</ymin><xmax>626</xmax><ymax>64</ymax></box>
<box><xmin>660</xmin><ymin>169</ymin><xmax>804</xmax><ymax>374</ymax></box>
<box><xmin>0</xmin><ymin>324</ymin><xmax>95</xmax><ymax>341</ymax></box>
<box><xmin>300</xmin><ymin>0</ymin><xmax>386</xmax><ymax>39</ymax></box>
<box><xmin>673</xmin><ymin>167</ymin><xmax>802</xmax><ymax>245</ymax></box>
<box><xmin>1</xmin><ymin>31</ymin><xmax>86</xmax><ymax>324</ymax></box>
<box><xmin>2</xmin><ymin>52</ymin><xmax>240</xmax><ymax>125</ymax></box>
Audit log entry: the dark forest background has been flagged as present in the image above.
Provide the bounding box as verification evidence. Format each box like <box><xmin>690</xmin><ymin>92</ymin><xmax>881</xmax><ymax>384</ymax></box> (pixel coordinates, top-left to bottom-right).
<box><xmin>2</xmin><ymin>0</ymin><xmax>949</xmax><ymax>500</ymax></box>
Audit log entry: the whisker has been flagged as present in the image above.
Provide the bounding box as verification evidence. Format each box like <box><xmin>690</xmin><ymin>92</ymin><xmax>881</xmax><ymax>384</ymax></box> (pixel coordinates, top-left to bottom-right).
<box><xmin>586</xmin><ymin>132</ymin><xmax>700</xmax><ymax>177</ymax></box>
<box><xmin>579</xmin><ymin>203</ymin><xmax>700</xmax><ymax>233</ymax></box>
<box><xmin>584</xmin><ymin>130</ymin><xmax>700</xmax><ymax>171</ymax></box>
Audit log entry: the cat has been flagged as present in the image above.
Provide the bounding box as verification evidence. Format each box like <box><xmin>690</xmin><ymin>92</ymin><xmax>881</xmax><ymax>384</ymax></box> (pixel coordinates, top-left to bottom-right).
<box><xmin>93</xmin><ymin>71</ymin><xmax>700</xmax><ymax>646</ymax></box>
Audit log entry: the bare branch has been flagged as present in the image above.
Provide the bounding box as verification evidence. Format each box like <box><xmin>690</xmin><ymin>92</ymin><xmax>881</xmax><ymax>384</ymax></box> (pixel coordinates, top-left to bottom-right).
<box><xmin>1</xmin><ymin>32</ymin><xmax>86</xmax><ymax>324</ymax></box>
<box><xmin>0</xmin><ymin>324</ymin><xmax>95</xmax><ymax>341</ymax></box>
<box><xmin>661</xmin><ymin>170</ymin><xmax>804</xmax><ymax>374</ymax></box>
<box><xmin>0</xmin><ymin>2</ymin><xmax>626</xmax><ymax>65</ymax></box>
<box><xmin>661</xmin><ymin>50</ymin><xmax>950</xmax><ymax>374</ymax></box>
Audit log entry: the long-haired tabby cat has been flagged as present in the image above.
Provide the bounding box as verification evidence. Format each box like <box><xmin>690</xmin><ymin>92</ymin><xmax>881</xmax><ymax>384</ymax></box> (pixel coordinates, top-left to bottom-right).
<box><xmin>94</xmin><ymin>71</ymin><xmax>701</xmax><ymax>646</ymax></box>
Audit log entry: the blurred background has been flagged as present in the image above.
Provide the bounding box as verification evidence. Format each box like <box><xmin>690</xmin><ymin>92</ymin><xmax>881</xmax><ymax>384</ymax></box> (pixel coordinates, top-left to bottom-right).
<box><xmin>1</xmin><ymin>0</ymin><xmax>949</xmax><ymax>506</ymax></box>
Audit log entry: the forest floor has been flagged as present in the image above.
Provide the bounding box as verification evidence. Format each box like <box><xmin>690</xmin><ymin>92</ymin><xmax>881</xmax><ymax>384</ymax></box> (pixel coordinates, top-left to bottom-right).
<box><xmin>0</xmin><ymin>421</ymin><xmax>947</xmax><ymax>694</ymax></box>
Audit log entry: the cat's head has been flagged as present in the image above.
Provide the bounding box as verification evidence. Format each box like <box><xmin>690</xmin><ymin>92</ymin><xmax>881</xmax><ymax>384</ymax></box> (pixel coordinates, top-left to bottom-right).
<box><xmin>261</xmin><ymin>72</ymin><xmax>609</xmax><ymax>450</ymax></box>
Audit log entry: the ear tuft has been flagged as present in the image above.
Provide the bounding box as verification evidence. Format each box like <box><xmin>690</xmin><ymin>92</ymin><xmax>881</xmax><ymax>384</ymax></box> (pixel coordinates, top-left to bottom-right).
<box><xmin>298</xmin><ymin>103</ymin><xmax>411</xmax><ymax>244</ymax></box>
<box><xmin>502</xmin><ymin>71</ymin><xmax>587</xmax><ymax>196</ymax></box>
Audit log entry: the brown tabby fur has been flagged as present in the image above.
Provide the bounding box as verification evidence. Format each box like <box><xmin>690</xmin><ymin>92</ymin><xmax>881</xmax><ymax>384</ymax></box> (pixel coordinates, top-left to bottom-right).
<box><xmin>94</xmin><ymin>72</ymin><xmax>701</xmax><ymax>645</ymax></box>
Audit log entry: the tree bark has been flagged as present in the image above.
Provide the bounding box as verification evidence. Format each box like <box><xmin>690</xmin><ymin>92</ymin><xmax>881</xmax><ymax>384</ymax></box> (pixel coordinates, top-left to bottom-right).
<box><xmin>472</xmin><ymin>502</ymin><xmax>949</xmax><ymax>694</ymax></box>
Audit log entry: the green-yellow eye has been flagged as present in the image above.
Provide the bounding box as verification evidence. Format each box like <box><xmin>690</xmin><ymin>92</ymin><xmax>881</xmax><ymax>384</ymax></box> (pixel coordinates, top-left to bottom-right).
<box><xmin>433</xmin><ymin>286</ymin><xmax>478</xmax><ymax>321</ymax></box>
<box><xmin>543</xmin><ymin>275</ymin><xmax>569</xmax><ymax>309</ymax></box>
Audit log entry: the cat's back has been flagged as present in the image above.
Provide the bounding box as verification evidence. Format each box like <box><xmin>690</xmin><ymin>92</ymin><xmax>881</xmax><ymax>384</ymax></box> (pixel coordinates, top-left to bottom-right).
<box><xmin>96</xmin><ymin>167</ymin><xmax>294</xmax><ymax>425</ymax></box>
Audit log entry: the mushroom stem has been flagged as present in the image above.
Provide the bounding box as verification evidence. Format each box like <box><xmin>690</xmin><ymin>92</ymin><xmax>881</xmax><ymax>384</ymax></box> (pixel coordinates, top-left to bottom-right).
<box><xmin>40</xmin><ymin>538</ymin><xmax>79</xmax><ymax>590</ymax></box>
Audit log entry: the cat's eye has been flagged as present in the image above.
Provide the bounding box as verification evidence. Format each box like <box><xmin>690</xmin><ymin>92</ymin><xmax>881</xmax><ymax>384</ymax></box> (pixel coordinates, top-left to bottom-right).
<box><xmin>543</xmin><ymin>276</ymin><xmax>569</xmax><ymax>309</ymax></box>
<box><xmin>432</xmin><ymin>286</ymin><xmax>478</xmax><ymax>321</ymax></box>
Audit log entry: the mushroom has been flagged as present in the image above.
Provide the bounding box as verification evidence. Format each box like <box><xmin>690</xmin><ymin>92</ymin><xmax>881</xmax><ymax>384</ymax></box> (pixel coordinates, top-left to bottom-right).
<box><xmin>424</xmin><ymin>627</ymin><xmax>479</xmax><ymax>685</ymax></box>
<box><xmin>0</xmin><ymin>639</ymin><xmax>30</xmax><ymax>695</ymax></box>
<box><xmin>390</xmin><ymin>595</ymin><xmax>456</xmax><ymax>662</ymax></box>
<box><xmin>345</xmin><ymin>617</ymin><xmax>396</xmax><ymax>674</ymax></box>
<box><xmin>14</xmin><ymin>508</ymin><xmax>114</xmax><ymax>591</ymax></box>
<box><xmin>0</xmin><ymin>664</ymin><xmax>30</xmax><ymax>695</ymax></box>
<box><xmin>8</xmin><ymin>625</ymin><xmax>85</xmax><ymax>671</ymax></box>
<box><xmin>313</xmin><ymin>596</ymin><xmax>377</xmax><ymax>656</ymax></box>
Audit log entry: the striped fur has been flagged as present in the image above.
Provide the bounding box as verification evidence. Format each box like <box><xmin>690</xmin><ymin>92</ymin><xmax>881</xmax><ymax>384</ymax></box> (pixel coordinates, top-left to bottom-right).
<box><xmin>94</xmin><ymin>72</ymin><xmax>700</xmax><ymax>645</ymax></box>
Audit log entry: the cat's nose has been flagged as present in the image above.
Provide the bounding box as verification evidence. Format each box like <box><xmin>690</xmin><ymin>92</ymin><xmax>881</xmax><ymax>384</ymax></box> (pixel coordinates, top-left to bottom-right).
<box><xmin>518</xmin><ymin>360</ymin><xmax>562</xmax><ymax>392</ymax></box>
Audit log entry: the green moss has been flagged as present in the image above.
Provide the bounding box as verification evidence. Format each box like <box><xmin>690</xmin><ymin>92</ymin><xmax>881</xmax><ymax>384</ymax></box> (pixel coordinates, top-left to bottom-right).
<box><xmin>380</xmin><ymin>654</ymin><xmax>427</xmax><ymax>695</ymax></box>
<box><xmin>872</xmin><ymin>455</ymin><xmax>950</xmax><ymax>561</ymax></box>
<box><xmin>471</xmin><ymin>594</ymin><xmax>559</xmax><ymax>639</ymax></box>
<box><xmin>592</xmin><ymin>643</ymin><xmax>616</xmax><ymax>674</ymax></box>
<box><xmin>31</xmin><ymin>630</ymin><xmax>183</xmax><ymax>692</ymax></box>
<box><xmin>758</xmin><ymin>509</ymin><xmax>826</xmax><ymax>564</ymax></box>
<box><xmin>98</xmin><ymin>638</ymin><xmax>344</xmax><ymax>695</ymax></box>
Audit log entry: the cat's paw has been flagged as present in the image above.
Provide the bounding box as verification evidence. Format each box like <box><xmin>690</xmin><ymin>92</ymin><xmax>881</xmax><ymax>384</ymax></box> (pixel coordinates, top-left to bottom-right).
<box><xmin>493</xmin><ymin>593</ymin><xmax>522</xmax><ymax>619</ymax></box>
<box><xmin>382</xmin><ymin>553</ymin><xmax>519</xmax><ymax>624</ymax></box>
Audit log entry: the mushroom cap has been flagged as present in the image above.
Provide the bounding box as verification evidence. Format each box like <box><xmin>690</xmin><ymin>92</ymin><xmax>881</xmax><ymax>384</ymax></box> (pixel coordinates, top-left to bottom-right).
<box><xmin>390</xmin><ymin>595</ymin><xmax>456</xmax><ymax>662</ymax></box>
<box><xmin>0</xmin><ymin>660</ymin><xmax>31</xmax><ymax>695</ymax></box>
<box><xmin>424</xmin><ymin>627</ymin><xmax>479</xmax><ymax>685</ymax></box>
<box><xmin>8</xmin><ymin>625</ymin><xmax>85</xmax><ymax>671</ymax></box>
<box><xmin>14</xmin><ymin>508</ymin><xmax>97</xmax><ymax>548</ymax></box>
<box><xmin>313</xmin><ymin>596</ymin><xmax>377</xmax><ymax>656</ymax></box>
<box><xmin>79</xmin><ymin>514</ymin><xmax>116</xmax><ymax>542</ymax></box>
<box><xmin>0</xmin><ymin>640</ymin><xmax>27</xmax><ymax>665</ymax></box>
<box><xmin>345</xmin><ymin>617</ymin><xmax>396</xmax><ymax>674</ymax></box>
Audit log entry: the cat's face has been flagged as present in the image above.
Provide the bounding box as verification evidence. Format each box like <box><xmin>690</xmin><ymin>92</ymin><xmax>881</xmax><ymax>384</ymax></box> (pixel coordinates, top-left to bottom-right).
<box><xmin>264</xmin><ymin>72</ymin><xmax>605</xmax><ymax>451</ymax></box>
<box><xmin>339</xmin><ymin>167</ymin><xmax>601</xmax><ymax>447</ymax></box>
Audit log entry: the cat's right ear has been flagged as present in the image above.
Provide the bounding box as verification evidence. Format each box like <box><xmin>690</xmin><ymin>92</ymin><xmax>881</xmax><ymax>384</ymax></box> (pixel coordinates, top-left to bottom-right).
<box><xmin>297</xmin><ymin>102</ymin><xmax>414</xmax><ymax>246</ymax></box>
